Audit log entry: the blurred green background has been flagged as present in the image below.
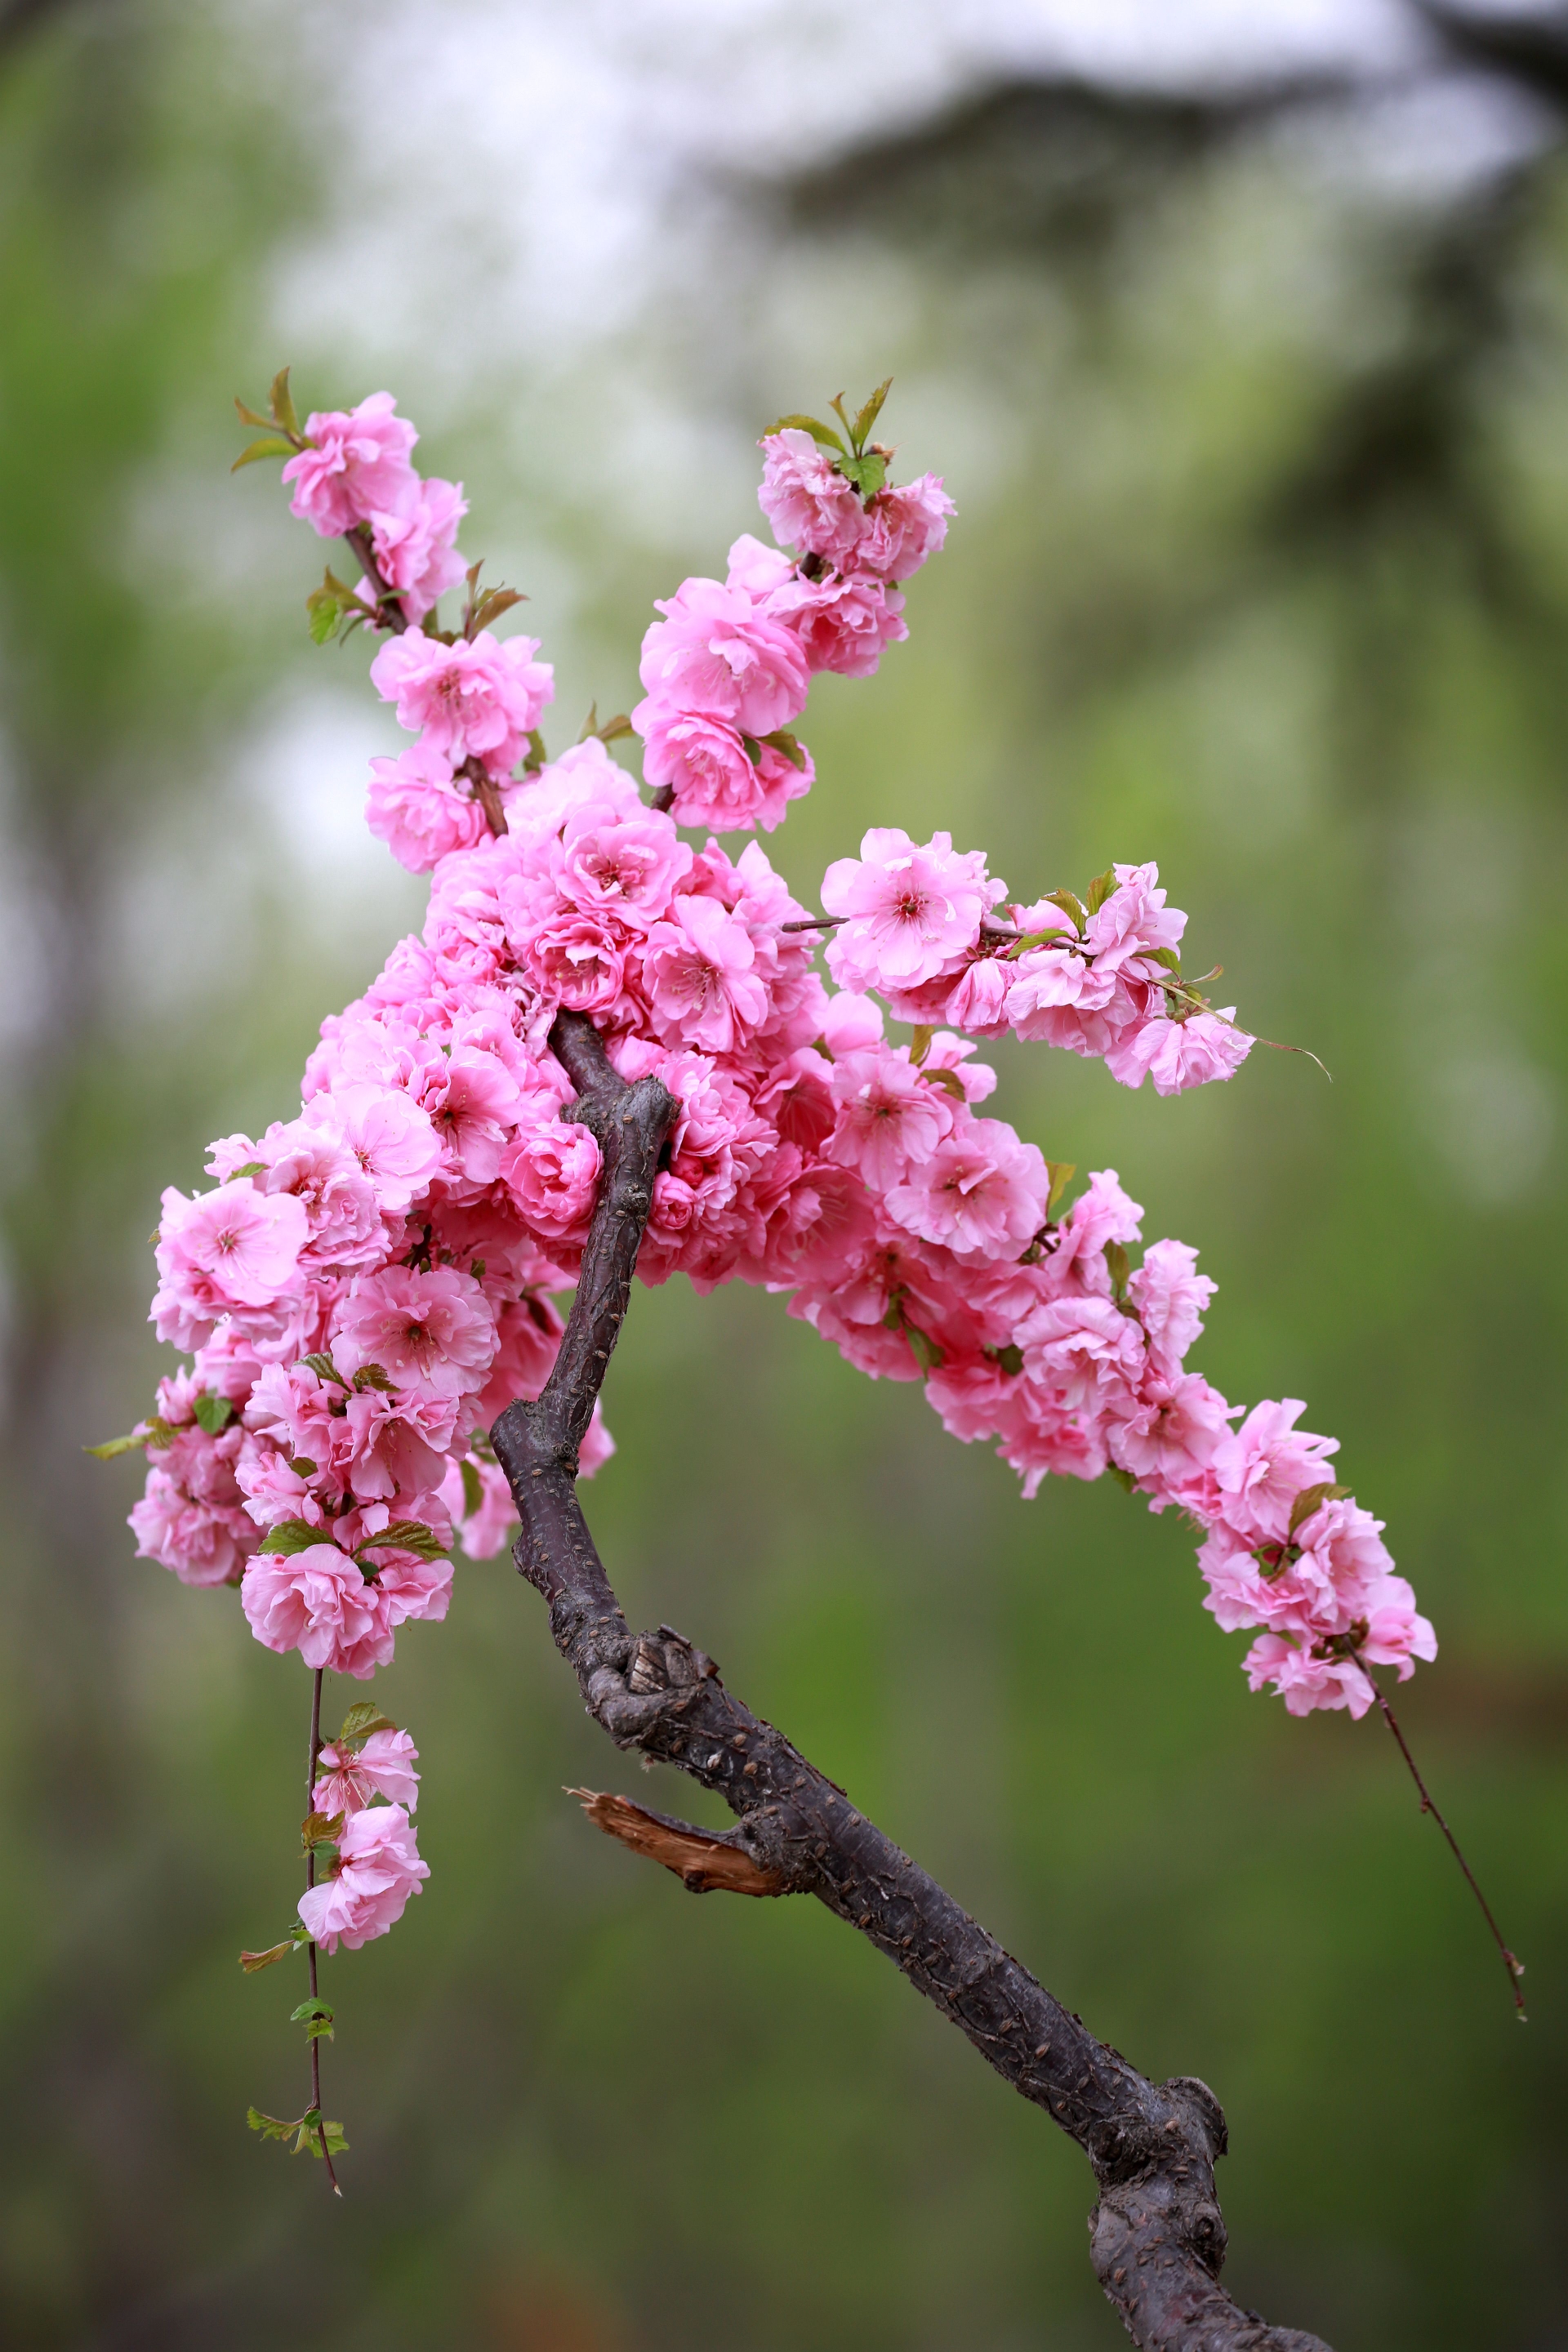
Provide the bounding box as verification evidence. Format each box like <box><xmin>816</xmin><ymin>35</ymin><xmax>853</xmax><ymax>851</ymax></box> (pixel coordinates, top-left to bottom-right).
<box><xmin>1</xmin><ymin>2</ymin><xmax>1564</xmax><ymax>2345</ymax></box>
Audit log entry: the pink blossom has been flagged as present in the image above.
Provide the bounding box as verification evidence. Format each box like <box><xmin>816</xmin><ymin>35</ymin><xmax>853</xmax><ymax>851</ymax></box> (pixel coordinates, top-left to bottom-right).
<box><xmin>282</xmin><ymin>392</ymin><xmax>419</xmax><ymax>537</ymax></box>
<box><xmin>1110</xmin><ymin>1373</ymin><xmax>1236</xmax><ymax>1490</ymax></box>
<box><xmin>642</xmin><ymin>894</ymin><xmax>770</xmax><ymax>1054</ymax></box>
<box><xmin>827</xmin><ymin>1045</ymin><xmax>953</xmax><ymax>1189</ymax></box>
<box><xmin>638</xmin><ymin>577</ymin><xmax>810</xmax><ymax>737</ymax></box>
<box><xmin>499</xmin><ymin>1110</ymin><xmax>603</xmax><ymax>1242</ymax></box>
<box><xmin>1104</xmin><ymin>1012</ymin><xmax>1254</xmax><ymax>1096</ymax></box>
<box><xmin>941</xmin><ymin>956</ymin><xmax>1011</xmax><ymax>1036</ymax></box>
<box><xmin>151</xmin><ymin>1182</ymin><xmax>310</xmax><ymax>1349</ymax></box>
<box><xmin>756</xmin><ymin>429</ymin><xmax>870</xmax><ymax>566</ymax></box>
<box><xmin>1210</xmin><ymin>1399</ymin><xmax>1339</xmax><ymax>1547</ymax></box>
<box><xmin>1127</xmin><ymin>1239</ymin><xmax>1215</xmax><ymax>1376</ymax></box>
<box><xmin>313</xmin><ymin>1726</ymin><xmax>421</xmax><ymax>1815</ymax></box>
<box><xmin>129</xmin><ymin>1423</ymin><xmax>256</xmax><ymax>1588</ymax></box>
<box><xmin>366</xmin><ymin>477</ymin><xmax>467</xmax><ymax>624</ymax></box>
<box><xmin>558</xmin><ymin>805</ymin><xmax>692</xmax><ymax>929</ymax></box>
<box><xmin>336</xmin><ymin>1384</ymin><xmax>454</xmax><ymax>1499</ymax></box>
<box><xmin>635</xmin><ymin>706</ymin><xmax>811</xmax><ymax>834</ymax></box>
<box><xmin>444</xmin><ymin>1454</ymin><xmax>520</xmax><ymax>1559</ymax></box>
<box><xmin>886</xmin><ymin>1118</ymin><xmax>1048</xmax><ymax>1258</ymax></box>
<box><xmin>375</xmin><ymin>1547</ymin><xmax>454</xmax><ymax>1631</ymax></box>
<box><xmin>1017</xmin><ymin>1294</ymin><xmax>1147</xmax><ymax>1413</ymax></box>
<box><xmin>851</xmin><ymin>474</ymin><xmax>956</xmax><ymax>581</ymax></box>
<box><xmin>367</xmin><ymin>744</ymin><xmax>486</xmax><ymax>874</ymax></box>
<box><xmin>210</xmin><ymin>1119</ymin><xmax>385</xmax><ymax>1270</ymax></box>
<box><xmin>370</xmin><ymin>628</ymin><xmax>554</xmax><ymax>778</ymax></box>
<box><xmin>242</xmin><ymin>1544</ymin><xmax>393</xmax><ymax>1679</ymax></box>
<box><xmin>822</xmin><ymin>829</ymin><xmax>996</xmax><ymax>991</ymax></box>
<box><xmin>297</xmin><ymin>1802</ymin><xmax>428</xmax><ymax>1953</ymax></box>
<box><xmin>756</xmin><ymin>564</ymin><xmax>907</xmax><ymax>678</ymax></box>
<box><xmin>819</xmin><ymin>991</ymin><xmax>884</xmax><ymax>1055</ymax></box>
<box><xmin>311</xmin><ymin>1085</ymin><xmax>443</xmax><ymax>1217</ymax></box>
<box><xmin>514</xmin><ymin>904</ymin><xmax>626</xmax><ymax>1013</ymax></box>
<box><xmin>1242</xmin><ymin>1586</ymin><xmax>1435</xmax><ymax>1717</ymax></box>
<box><xmin>332</xmin><ymin>1266</ymin><xmax>497</xmax><ymax>1400</ymax></box>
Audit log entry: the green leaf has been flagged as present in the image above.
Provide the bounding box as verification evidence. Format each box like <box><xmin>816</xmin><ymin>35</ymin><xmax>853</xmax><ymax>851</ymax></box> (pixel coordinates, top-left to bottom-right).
<box><xmin>238</xmin><ymin>1939</ymin><xmax>302</xmax><ymax>1974</ymax></box>
<box><xmin>739</xmin><ymin>733</ymin><xmax>762</xmax><ymax>764</ymax></box>
<box><xmin>468</xmin><ymin>586</ymin><xmax>526</xmax><ymax>638</ymax></box>
<box><xmin>1103</xmin><ymin>1240</ymin><xmax>1130</xmax><ymax>1299</ymax></box>
<box><xmin>523</xmin><ymin>728</ymin><xmax>548</xmax><ymax>775</ymax></box>
<box><xmin>350</xmin><ymin>1361</ymin><xmax>394</xmax><ymax>1392</ymax></box>
<box><xmin>247</xmin><ymin>2107</ymin><xmax>297</xmax><ymax>2140</ymax></box>
<box><xmin>288</xmin><ymin>1457</ymin><xmax>317</xmax><ymax>1478</ymax></box>
<box><xmin>84</xmin><ymin>1431</ymin><xmax>146</xmax><ymax>1460</ymax></box>
<box><xmin>268</xmin><ymin>365</ymin><xmax>301</xmax><ymax>439</ymax></box>
<box><xmin>1106</xmin><ymin>1463</ymin><xmax>1138</xmax><ymax>1494</ymax></box>
<box><xmin>1084</xmin><ymin>866</ymin><xmax>1118</xmax><ymax>915</ymax></box>
<box><xmin>230</xmin><ymin>435</ymin><xmax>295</xmax><ymax>473</ymax></box>
<box><xmin>354</xmin><ymin>1519</ymin><xmax>450</xmax><ymax>1563</ymax></box>
<box><xmin>1045</xmin><ymin>1160</ymin><xmax>1077</xmax><ymax>1217</ymax></box>
<box><xmin>193</xmin><ymin>1392</ymin><xmax>233</xmax><ymax>1436</ymax></box>
<box><xmin>759</xmin><ymin>727</ymin><xmax>808</xmax><ymax>773</ymax></box>
<box><xmin>306</xmin><ymin>585</ymin><xmax>341</xmax><ymax>647</ymax></box>
<box><xmin>291</xmin><ymin>1999</ymin><xmax>335</xmax><ymax>2042</ymax></box>
<box><xmin>908</xmin><ymin>1025</ymin><xmax>934</xmax><ymax>1067</ymax></box>
<box><xmin>850</xmin><ymin>376</ymin><xmax>893</xmax><ymax>451</ymax></box>
<box><xmin>301</xmin><ymin>1352</ymin><xmax>349</xmax><ymax>1389</ymax></box>
<box><xmin>336</xmin><ymin>1701</ymin><xmax>396</xmax><ymax>1747</ymax></box>
<box><xmin>301</xmin><ymin>1810</ymin><xmax>345</xmax><ymax>1852</ymax></box>
<box><xmin>228</xmin><ymin>1160</ymin><xmax>266</xmax><ymax>1180</ymax></box>
<box><xmin>234</xmin><ymin>397</ymin><xmax>274</xmax><ymax>430</ymax></box>
<box><xmin>257</xmin><ymin>1518</ymin><xmax>325</xmax><ymax>1557</ymax></box>
<box><xmin>1287</xmin><ymin>1481</ymin><xmax>1352</xmax><ymax>1540</ymax></box>
<box><xmin>1040</xmin><ymin>889</ymin><xmax>1086</xmax><ymax>935</ymax></box>
<box><xmin>594</xmin><ymin>712</ymin><xmax>634</xmax><ymax>746</ymax></box>
<box><xmin>760</xmin><ymin>412</ymin><xmax>847</xmax><ymax>455</ymax></box>
<box><xmin>921</xmin><ymin>1067</ymin><xmax>966</xmax><ymax>1103</ymax></box>
<box><xmin>1146</xmin><ymin>946</ymin><xmax>1183</xmax><ymax>973</ymax></box>
<box><xmin>838</xmin><ymin>450</ymin><xmax>888</xmax><ymax>499</ymax></box>
<box><xmin>460</xmin><ymin>1458</ymin><xmax>483</xmax><ymax>1518</ymax></box>
<box><xmin>985</xmin><ymin>1343</ymin><xmax>1024</xmax><ymax>1377</ymax></box>
<box><xmin>301</xmin><ymin>2114</ymin><xmax>349</xmax><ymax>2159</ymax></box>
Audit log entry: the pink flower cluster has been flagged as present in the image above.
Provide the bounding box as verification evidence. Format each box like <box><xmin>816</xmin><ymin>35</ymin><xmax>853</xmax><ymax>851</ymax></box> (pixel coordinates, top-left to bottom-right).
<box><xmin>626</xmin><ymin>425</ymin><xmax>951</xmax><ymax>835</ymax></box>
<box><xmin>297</xmin><ymin>1723</ymin><xmax>427</xmax><ymax>1953</ymax></box>
<box><xmin>283</xmin><ymin>390</ymin><xmax>468</xmax><ymax>626</ymax></box>
<box><xmin>821</xmin><ymin>836</ymin><xmax>1255</xmax><ymax>1097</ymax></box>
<box><xmin>127</xmin><ymin>381</ymin><xmax>1433</xmax><ymax>1980</ymax></box>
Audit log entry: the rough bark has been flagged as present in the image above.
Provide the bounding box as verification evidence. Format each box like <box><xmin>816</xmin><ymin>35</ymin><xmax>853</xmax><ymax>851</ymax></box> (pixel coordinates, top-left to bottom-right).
<box><xmin>492</xmin><ymin>1009</ymin><xmax>1332</xmax><ymax>2352</ymax></box>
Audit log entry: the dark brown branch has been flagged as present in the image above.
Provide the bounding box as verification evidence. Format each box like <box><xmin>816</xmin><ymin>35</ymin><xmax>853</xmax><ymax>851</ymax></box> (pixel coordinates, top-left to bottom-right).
<box><xmin>492</xmin><ymin>1008</ymin><xmax>1331</xmax><ymax>2352</ymax></box>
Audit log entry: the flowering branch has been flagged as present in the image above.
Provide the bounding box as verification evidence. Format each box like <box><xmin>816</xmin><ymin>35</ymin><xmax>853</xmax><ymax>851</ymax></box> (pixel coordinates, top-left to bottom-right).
<box><xmin>491</xmin><ymin>1011</ymin><xmax>1331</xmax><ymax>2352</ymax></box>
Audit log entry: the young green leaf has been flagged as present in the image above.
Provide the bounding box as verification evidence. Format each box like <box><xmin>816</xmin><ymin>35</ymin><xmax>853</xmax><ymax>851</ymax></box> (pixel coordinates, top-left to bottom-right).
<box><xmin>301</xmin><ymin>1352</ymin><xmax>350</xmax><ymax>1388</ymax></box>
<box><xmin>1040</xmin><ymin>888</ymin><xmax>1087</xmax><ymax>936</ymax></box>
<box><xmin>247</xmin><ymin>2107</ymin><xmax>296</xmax><ymax>2140</ymax></box>
<box><xmin>908</xmin><ymin>1025</ymin><xmax>934</xmax><ymax>1067</ymax></box>
<box><xmin>192</xmin><ymin>1392</ymin><xmax>234</xmax><ymax>1436</ymax></box>
<box><xmin>523</xmin><ymin>728</ymin><xmax>548</xmax><ymax>774</ymax></box>
<box><xmin>231</xmin><ymin>435</ymin><xmax>296</xmax><ymax>473</ymax></box>
<box><xmin>336</xmin><ymin>1701</ymin><xmax>397</xmax><ymax>1746</ymax></box>
<box><xmin>760</xmin><ymin>412</ymin><xmax>847</xmax><ymax>455</ymax></box>
<box><xmin>301</xmin><ymin>1810</ymin><xmax>345</xmax><ymax>1852</ymax></box>
<box><xmin>850</xmin><ymin>376</ymin><xmax>893</xmax><ymax>451</ymax></box>
<box><xmin>291</xmin><ymin>1998</ymin><xmax>336</xmax><ymax>2042</ymax></box>
<box><xmin>257</xmin><ymin>1518</ymin><xmax>325</xmax><ymax>1557</ymax></box>
<box><xmin>84</xmin><ymin>1431</ymin><xmax>147</xmax><ymax>1461</ymax></box>
<box><xmin>984</xmin><ymin>1342</ymin><xmax>1025</xmax><ymax>1377</ymax></box>
<box><xmin>759</xmin><ymin>727</ymin><xmax>808</xmax><ymax>772</ymax></box>
<box><xmin>460</xmin><ymin>1457</ymin><xmax>483</xmax><ymax>1518</ymax></box>
<box><xmin>1084</xmin><ymin>866</ymin><xmax>1118</xmax><ymax>915</ymax></box>
<box><xmin>1286</xmin><ymin>1481</ymin><xmax>1352</xmax><ymax>1540</ymax></box>
<box><xmin>350</xmin><ymin>1361</ymin><xmax>394</xmax><ymax>1392</ymax></box>
<box><xmin>228</xmin><ymin>1160</ymin><xmax>266</xmax><ymax>1180</ymax></box>
<box><xmin>901</xmin><ymin>1318</ymin><xmax>946</xmax><ymax>1375</ymax></box>
<box><xmin>238</xmin><ymin>1939</ymin><xmax>302</xmax><ymax>1974</ymax></box>
<box><xmin>838</xmin><ymin>450</ymin><xmax>888</xmax><ymax>499</ymax></box>
<box><xmin>1103</xmin><ymin>1240</ymin><xmax>1130</xmax><ymax>1299</ymax></box>
<box><xmin>1106</xmin><ymin>1463</ymin><xmax>1138</xmax><ymax>1494</ymax></box>
<box><xmin>268</xmin><ymin>365</ymin><xmax>301</xmax><ymax>439</ymax></box>
<box><xmin>234</xmin><ymin>397</ymin><xmax>273</xmax><ymax>430</ymax></box>
<box><xmin>921</xmin><ymin>1066</ymin><xmax>967</xmax><ymax>1103</ymax></box>
<box><xmin>354</xmin><ymin>1519</ymin><xmax>449</xmax><ymax>1563</ymax></box>
<box><xmin>1045</xmin><ymin>1160</ymin><xmax>1077</xmax><ymax>1217</ymax></box>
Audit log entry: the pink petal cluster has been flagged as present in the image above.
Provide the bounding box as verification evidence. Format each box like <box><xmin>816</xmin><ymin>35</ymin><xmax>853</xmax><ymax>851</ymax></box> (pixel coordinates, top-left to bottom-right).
<box><xmin>278</xmin><ymin>392</ymin><xmax>465</xmax><ymax>626</ymax></box>
<box><xmin>126</xmin><ymin>376</ymin><xmax>1430</xmax><ymax>1997</ymax></box>
<box><xmin>296</xmin><ymin>1802</ymin><xmax>428</xmax><ymax>1953</ymax></box>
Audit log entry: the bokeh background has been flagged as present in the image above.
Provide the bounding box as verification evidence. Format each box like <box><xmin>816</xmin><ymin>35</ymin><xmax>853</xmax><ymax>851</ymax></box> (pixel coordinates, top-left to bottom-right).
<box><xmin>1</xmin><ymin>2</ymin><xmax>1565</xmax><ymax>2345</ymax></box>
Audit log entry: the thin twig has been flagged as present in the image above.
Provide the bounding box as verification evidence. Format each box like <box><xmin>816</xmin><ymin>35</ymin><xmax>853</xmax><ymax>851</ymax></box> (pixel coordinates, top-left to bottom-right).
<box><xmin>1353</xmin><ymin>1651</ymin><xmax>1526</xmax><ymax>2019</ymax></box>
<box><xmin>305</xmin><ymin>1667</ymin><xmax>343</xmax><ymax>2192</ymax></box>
